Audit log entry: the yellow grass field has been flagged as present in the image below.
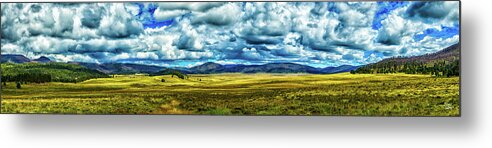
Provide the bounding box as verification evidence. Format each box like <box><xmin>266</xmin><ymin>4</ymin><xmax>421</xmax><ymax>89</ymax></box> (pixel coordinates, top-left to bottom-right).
<box><xmin>0</xmin><ymin>73</ymin><xmax>460</xmax><ymax>116</ymax></box>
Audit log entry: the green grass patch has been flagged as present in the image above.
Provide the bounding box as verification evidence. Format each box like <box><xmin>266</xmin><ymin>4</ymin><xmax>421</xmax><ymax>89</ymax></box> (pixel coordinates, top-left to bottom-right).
<box><xmin>1</xmin><ymin>73</ymin><xmax>460</xmax><ymax>116</ymax></box>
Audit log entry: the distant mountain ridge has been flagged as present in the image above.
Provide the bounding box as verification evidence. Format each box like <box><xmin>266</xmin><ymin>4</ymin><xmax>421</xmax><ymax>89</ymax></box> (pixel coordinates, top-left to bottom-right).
<box><xmin>32</xmin><ymin>56</ymin><xmax>52</xmax><ymax>63</ymax></box>
<box><xmin>1</xmin><ymin>54</ymin><xmax>53</xmax><ymax>63</ymax></box>
<box><xmin>69</xmin><ymin>62</ymin><xmax>166</xmax><ymax>74</ymax></box>
<box><xmin>1</xmin><ymin>54</ymin><xmax>359</xmax><ymax>74</ymax></box>
<box><xmin>180</xmin><ymin>62</ymin><xmax>359</xmax><ymax>74</ymax></box>
<box><xmin>1</xmin><ymin>54</ymin><xmax>31</xmax><ymax>63</ymax></box>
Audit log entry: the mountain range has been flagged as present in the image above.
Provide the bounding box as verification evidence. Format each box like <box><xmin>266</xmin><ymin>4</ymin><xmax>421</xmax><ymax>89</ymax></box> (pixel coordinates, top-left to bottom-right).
<box><xmin>0</xmin><ymin>55</ymin><xmax>359</xmax><ymax>74</ymax></box>
<box><xmin>1</xmin><ymin>54</ymin><xmax>53</xmax><ymax>63</ymax></box>
<box><xmin>68</xmin><ymin>62</ymin><xmax>166</xmax><ymax>74</ymax></box>
<box><xmin>1</xmin><ymin>54</ymin><xmax>32</xmax><ymax>63</ymax></box>
<box><xmin>178</xmin><ymin>62</ymin><xmax>359</xmax><ymax>74</ymax></box>
<box><xmin>1</xmin><ymin>43</ymin><xmax>459</xmax><ymax>75</ymax></box>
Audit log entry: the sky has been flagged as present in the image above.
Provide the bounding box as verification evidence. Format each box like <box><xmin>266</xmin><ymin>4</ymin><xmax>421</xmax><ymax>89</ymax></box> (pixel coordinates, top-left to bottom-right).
<box><xmin>0</xmin><ymin>2</ymin><xmax>460</xmax><ymax>68</ymax></box>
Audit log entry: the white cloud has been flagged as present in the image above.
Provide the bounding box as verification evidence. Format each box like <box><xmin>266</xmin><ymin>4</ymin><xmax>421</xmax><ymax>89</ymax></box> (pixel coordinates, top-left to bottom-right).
<box><xmin>153</xmin><ymin>2</ymin><xmax>225</xmax><ymax>21</ymax></box>
<box><xmin>172</xmin><ymin>21</ymin><xmax>204</xmax><ymax>51</ymax></box>
<box><xmin>136</xmin><ymin>52</ymin><xmax>159</xmax><ymax>60</ymax></box>
<box><xmin>153</xmin><ymin>9</ymin><xmax>188</xmax><ymax>21</ymax></box>
<box><xmin>22</xmin><ymin>36</ymin><xmax>78</xmax><ymax>54</ymax></box>
<box><xmin>1</xmin><ymin>2</ymin><xmax>460</xmax><ymax>67</ymax></box>
<box><xmin>98</xmin><ymin>3</ymin><xmax>143</xmax><ymax>38</ymax></box>
<box><xmin>241</xmin><ymin>48</ymin><xmax>263</xmax><ymax>60</ymax></box>
<box><xmin>49</xmin><ymin>53</ymin><xmax>98</xmax><ymax>63</ymax></box>
<box><xmin>0</xmin><ymin>43</ymin><xmax>24</xmax><ymax>54</ymax></box>
<box><xmin>156</xmin><ymin>2</ymin><xmax>224</xmax><ymax>12</ymax></box>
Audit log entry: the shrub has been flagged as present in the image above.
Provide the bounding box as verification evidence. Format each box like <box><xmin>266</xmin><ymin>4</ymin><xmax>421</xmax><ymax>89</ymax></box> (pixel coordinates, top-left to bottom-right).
<box><xmin>16</xmin><ymin>82</ymin><xmax>21</xmax><ymax>89</ymax></box>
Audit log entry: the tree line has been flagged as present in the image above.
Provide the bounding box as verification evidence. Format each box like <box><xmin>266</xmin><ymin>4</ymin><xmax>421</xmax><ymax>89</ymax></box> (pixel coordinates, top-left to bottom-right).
<box><xmin>151</xmin><ymin>69</ymin><xmax>189</xmax><ymax>79</ymax></box>
<box><xmin>351</xmin><ymin>60</ymin><xmax>459</xmax><ymax>77</ymax></box>
<box><xmin>2</xmin><ymin>72</ymin><xmax>52</xmax><ymax>83</ymax></box>
<box><xmin>1</xmin><ymin>62</ymin><xmax>109</xmax><ymax>84</ymax></box>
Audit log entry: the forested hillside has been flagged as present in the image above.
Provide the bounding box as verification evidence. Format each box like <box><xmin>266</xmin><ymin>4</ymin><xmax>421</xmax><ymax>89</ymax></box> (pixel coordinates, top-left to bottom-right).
<box><xmin>351</xmin><ymin>44</ymin><xmax>460</xmax><ymax>77</ymax></box>
<box><xmin>1</xmin><ymin>62</ymin><xmax>109</xmax><ymax>83</ymax></box>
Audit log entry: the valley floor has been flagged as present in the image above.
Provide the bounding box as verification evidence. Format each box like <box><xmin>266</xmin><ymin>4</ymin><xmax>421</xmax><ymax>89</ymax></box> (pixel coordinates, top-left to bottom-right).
<box><xmin>0</xmin><ymin>73</ymin><xmax>460</xmax><ymax>116</ymax></box>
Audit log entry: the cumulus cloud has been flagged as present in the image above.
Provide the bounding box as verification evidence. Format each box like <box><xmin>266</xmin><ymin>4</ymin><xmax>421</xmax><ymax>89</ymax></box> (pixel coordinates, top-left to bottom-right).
<box><xmin>376</xmin><ymin>11</ymin><xmax>407</xmax><ymax>45</ymax></box>
<box><xmin>97</xmin><ymin>4</ymin><xmax>144</xmax><ymax>38</ymax></box>
<box><xmin>406</xmin><ymin>2</ymin><xmax>458</xmax><ymax>20</ymax></box>
<box><xmin>80</xmin><ymin>5</ymin><xmax>104</xmax><ymax>29</ymax></box>
<box><xmin>172</xmin><ymin>22</ymin><xmax>203</xmax><ymax>51</ymax></box>
<box><xmin>191</xmin><ymin>3</ymin><xmax>241</xmax><ymax>26</ymax></box>
<box><xmin>153</xmin><ymin>9</ymin><xmax>188</xmax><ymax>21</ymax></box>
<box><xmin>1</xmin><ymin>2</ymin><xmax>460</xmax><ymax>67</ymax></box>
<box><xmin>153</xmin><ymin>2</ymin><xmax>225</xmax><ymax>21</ymax></box>
<box><xmin>157</xmin><ymin>2</ymin><xmax>224</xmax><ymax>12</ymax></box>
<box><xmin>241</xmin><ymin>48</ymin><xmax>264</xmax><ymax>60</ymax></box>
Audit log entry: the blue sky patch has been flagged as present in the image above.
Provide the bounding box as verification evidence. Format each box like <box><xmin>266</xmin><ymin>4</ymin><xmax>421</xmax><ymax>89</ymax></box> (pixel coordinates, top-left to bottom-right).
<box><xmin>364</xmin><ymin>50</ymin><xmax>384</xmax><ymax>59</ymax></box>
<box><xmin>327</xmin><ymin>2</ymin><xmax>339</xmax><ymax>13</ymax></box>
<box><xmin>134</xmin><ymin>3</ymin><xmax>174</xmax><ymax>29</ymax></box>
<box><xmin>133</xmin><ymin>3</ymin><xmax>144</xmax><ymax>16</ymax></box>
<box><xmin>143</xmin><ymin>19</ymin><xmax>174</xmax><ymax>29</ymax></box>
<box><xmin>372</xmin><ymin>1</ymin><xmax>409</xmax><ymax>30</ymax></box>
<box><xmin>413</xmin><ymin>24</ymin><xmax>459</xmax><ymax>42</ymax></box>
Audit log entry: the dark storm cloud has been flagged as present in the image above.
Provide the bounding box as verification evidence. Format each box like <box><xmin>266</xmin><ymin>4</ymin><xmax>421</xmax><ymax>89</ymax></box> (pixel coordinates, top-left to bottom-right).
<box><xmin>30</xmin><ymin>4</ymin><xmax>42</xmax><ymax>12</ymax></box>
<box><xmin>376</xmin><ymin>34</ymin><xmax>401</xmax><ymax>45</ymax></box>
<box><xmin>174</xmin><ymin>34</ymin><xmax>200</xmax><ymax>51</ymax></box>
<box><xmin>407</xmin><ymin>2</ymin><xmax>450</xmax><ymax>19</ymax></box>
<box><xmin>81</xmin><ymin>5</ymin><xmax>104</xmax><ymax>29</ymax></box>
<box><xmin>242</xmin><ymin>35</ymin><xmax>283</xmax><ymax>45</ymax></box>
